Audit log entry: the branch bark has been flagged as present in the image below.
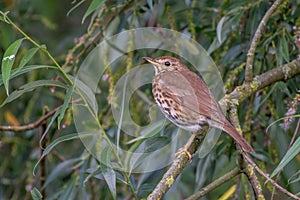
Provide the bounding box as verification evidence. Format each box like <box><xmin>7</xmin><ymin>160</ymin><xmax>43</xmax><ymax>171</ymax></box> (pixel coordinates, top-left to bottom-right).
<box><xmin>147</xmin><ymin>128</ymin><xmax>207</xmax><ymax>200</ymax></box>
<box><xmin>243</xmin><ymin>153</ymin><xmax>300</xmax><ymax>200</ymax></box>
<box><xmin>228</xmin><ymin>103</ymin><xmax>265</xmax><ymax>199</ymax></box>
<box><xmin>227</xmin><ymin>59</ymin><xmax>300</xmax><ymax>103</ymax></box>
<box><xmin>0</xmin><ymin>107</ymin><xmax>58</xmax><ymax>132</ymax></box>
<box><xmin>245</xmin><ymin>0</ymin><xmax>284</xmax><ymax>82</ymax></box>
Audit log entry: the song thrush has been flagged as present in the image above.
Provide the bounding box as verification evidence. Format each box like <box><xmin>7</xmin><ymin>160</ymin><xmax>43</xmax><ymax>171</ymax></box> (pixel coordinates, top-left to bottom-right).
<box><xmin>144</xmin><ymin>56</ymin><xmax>254</xmax><ymax>158</ymax></box>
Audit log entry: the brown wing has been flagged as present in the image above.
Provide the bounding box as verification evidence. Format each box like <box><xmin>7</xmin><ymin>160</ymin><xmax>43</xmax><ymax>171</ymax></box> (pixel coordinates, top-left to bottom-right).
<box><xmin>156</xmin><ymin>69</ymin><xmax>254</xmax><ymax>153</ymax></box>
<box><xmin>157</xmin><ymin>70</ymin><xmax>254</xmax><ymax>153</ymax></box>
<box><xmin>157</xmin><ymin>69</ymin><xmax>225</xmax><ymax>122</ymax></box>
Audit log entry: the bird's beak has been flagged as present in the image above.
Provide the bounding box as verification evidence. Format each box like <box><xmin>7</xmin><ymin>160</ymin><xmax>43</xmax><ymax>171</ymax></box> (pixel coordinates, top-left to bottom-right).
<box><xmin>143</xmin><ymin>57</ymin><xmax>159</xmax><ymax>65</ymax></box>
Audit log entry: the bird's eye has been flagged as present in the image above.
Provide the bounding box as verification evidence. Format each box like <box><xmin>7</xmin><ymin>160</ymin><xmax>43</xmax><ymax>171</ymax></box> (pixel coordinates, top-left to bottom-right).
<box><xmin>165</xmin><ymin>61</ymin><xmax>171</xmax><ymax>66</ymax></box>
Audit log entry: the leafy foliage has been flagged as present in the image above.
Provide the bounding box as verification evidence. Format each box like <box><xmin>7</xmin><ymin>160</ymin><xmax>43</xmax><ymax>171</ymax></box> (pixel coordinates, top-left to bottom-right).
<box><xmin>0</xmin><ymin>0</ymin><xmax>299</xmax><ymax>199</ymax></box>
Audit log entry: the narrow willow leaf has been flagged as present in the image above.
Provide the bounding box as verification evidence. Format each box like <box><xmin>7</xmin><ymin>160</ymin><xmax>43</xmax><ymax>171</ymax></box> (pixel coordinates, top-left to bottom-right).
<box><xmin>0</xmin><ymin>80</ymin><xmax>67</xmax><ymax>107</ymax></box>
<box><xmin>31</xmin><ymin>187</ymin><xmax>43</xmax><ymax>200</ymax></box>
<box><xmin>270</xmin><ymin>136</ymin><xmax>300</xmax><ymax>178</ymax></box>
<box><xmin>82</xmin><ymin>0</ymin><xmax>105</xmax><ymax>23</ymax></box>
<box><xmin>18</xmin><ymin>47</ymin><xmax>39</xmax><ymax>69</ymax></box>
<box><xmin>33</xmin><ymin>133</ymin><xmax>94</xmax><ymax>175</ymax></box>
<box><xmin>1</xmin><ymin>38</ymin><xmax>25</xmax><ymax>95</ymax></box>
<box><xmin>127</xmin><ymin>120</ymin><xmax>165</xmax><ymax>144</ymax></box>
<box><xmin>288</xmin><ymin>170</ymin><xmax>300</xmax><ymax>184</ymax></box>
<box><xmin>60</xmin><ymin>174</ymin><xmax>76</xmax><ymax>200</ymax></box>
<box><xmin>67</xmin><ymin>0</ymin><xmax>85</xmax><ymax>16</ymax></box>
<box><xmin>58</xmin><ymin>85</ymin><xmax>74</xmax><ymax>128</ymax></box>
<box><xmin>84</xmin><ymin>167</ymin><xmax>103</xmax><ymax>183</ymax></box>
<box><xmin>280</xmin><ymin>36</ymin><xmax>289</xmax><ymax>63</ymax></box>
<box><xmin>217</xmin><ymin>16</ymin><xmax>228</xmax><ymax>43</ymax></box>
<box><xmin>101</xmin><ymin>147</ymin><xmax>116</xmax><ymax>200</ymax></box>
<box><xmin>266</xmin><ymin>115</ymin><xmax>300</xmax><ymax>133</ymax></box>
<box><xmin>0</xmin><ymin>65</ymin><xmax>56</xmax><ymax>86</ymax></box>
<box><xmin>39</xmin><ymin>107</ymin><xmax>61</xmax><ymax>149</ymax></box>
<box><xmin>43</xmin><ymin>158</ymin><xmax>81</xmax><ymax>188</ymax></box>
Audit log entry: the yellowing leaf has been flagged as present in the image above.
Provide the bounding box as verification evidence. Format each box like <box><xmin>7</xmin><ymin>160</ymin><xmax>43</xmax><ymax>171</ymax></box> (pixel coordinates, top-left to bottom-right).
<box><xmin>219</xmin><ymin>185</ymin><xmax>236</xmax><ymax>200</ymax></box>
<box><xmin>4</xmin><ymin>110</ymin><xmax>20</xmax><ymax>126</ymax></box>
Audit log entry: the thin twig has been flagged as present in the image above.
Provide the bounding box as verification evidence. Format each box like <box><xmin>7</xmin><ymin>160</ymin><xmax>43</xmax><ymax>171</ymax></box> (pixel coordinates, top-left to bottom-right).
<box><xmin>0</xmin><ymin>108</ymin><xmax>58</xmax><ymax>132</ymax></box>
<box><xmin>39</xmin><ymin>108</ymin><xmax>48</xmax><ymax>197</ymax></box>
<box><xmin>243</xmin><ymin>153</ymin><xmax>300</xmax><ymax>200</ymax></box>
<box><xmin>3</xmin><ymin>14</ymin><xmax>73</xmax><ymax>85</ymax></box>
<box><xmin>0</xmin><ymin>98</ymin><xmax>83</xmax><ymax>132</ymax></box>
<box><xmin>226</xmin><ymin>59</ymin><xmax>300</xmax><ymax>103</ymax></box>
<box><xmin>228</xmin><ymin>103</ymin><xmax>265</xmax><ymax>199</ymax></box>
<box><xmin>185</xmin><ymin>167</ymin><xmax>241</xmax><ymax>200</ymax></box>
<box><xmin>245</xmin><ymin>0</ymin><xmax>284</xmax><ymax>82</ymax></box>
<box><xmin>242</xmin><ymin>154</ymin><xmax>265</xmax><ymax>199</ymax></box>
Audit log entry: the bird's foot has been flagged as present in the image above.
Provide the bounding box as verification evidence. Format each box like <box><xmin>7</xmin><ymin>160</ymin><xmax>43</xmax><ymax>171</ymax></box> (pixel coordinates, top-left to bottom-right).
<box><xmin>175</xmin><ymin>146</ymin><xmax>192</xmax><ymax>160</ymax></box>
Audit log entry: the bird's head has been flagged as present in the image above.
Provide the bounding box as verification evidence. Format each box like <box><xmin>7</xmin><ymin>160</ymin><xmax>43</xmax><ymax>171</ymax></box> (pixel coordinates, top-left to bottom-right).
<box><xmin>144</xmin><ymin>56</ymin><xmax>188</xmax><ymax>74</ymax></box>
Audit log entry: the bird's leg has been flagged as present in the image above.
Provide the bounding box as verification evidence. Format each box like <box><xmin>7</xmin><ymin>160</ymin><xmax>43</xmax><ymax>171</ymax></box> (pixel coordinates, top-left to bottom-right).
<box><xmin>175</xmin><ymin>132</ymin><xmax>197</xmax><ymax>160</ymax></box>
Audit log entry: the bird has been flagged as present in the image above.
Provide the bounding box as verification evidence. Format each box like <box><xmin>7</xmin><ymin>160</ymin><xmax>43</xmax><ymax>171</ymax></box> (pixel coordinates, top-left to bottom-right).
<box><xmin>144</xmin><ymin>56</ymin><xmax>254</xmax><ymax>158</ymax></box>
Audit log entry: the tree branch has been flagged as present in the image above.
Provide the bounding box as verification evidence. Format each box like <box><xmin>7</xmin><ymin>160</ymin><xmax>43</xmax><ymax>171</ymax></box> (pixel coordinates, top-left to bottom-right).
<box><xmin>228</xmin><ymin>103</ymin><xmax>265</xmax><ymax>199</ymax></box>
<box><xmin>241</xmin><ymin>154</ymin><xmax>265</xmax><ymax>199</ymax></box>
<box><xmin>185</xmin><ymin>167</ymin><xmax>241</xmax><ymax>200</ymax></box>
<box><xmin>38</xmin><ymin>108</ymin><xmax>48</xmax><ymax>198</ymax></box>
<box><xmin>147</xmin><ymin>128</ymin><xmax>207</xmax><ymax>200</ymax></box>
<box><xmin>227</xmin><ymin>59</ymin><xmax>300</xmax><ymax>103</ymax></box>
<box><xmin>0</xmin><ymin>107</ymin><xmax>58</xmax><ymax>132</ymax></box>
<box><xmin>243</xmin><ymin>153</ymin><xmax>300</xmax><ymax>200</ymax></box>
<box><xmin>245</xmin><ymin>0</ymin><xmax>284</xmax><ymax>82</ymax></box>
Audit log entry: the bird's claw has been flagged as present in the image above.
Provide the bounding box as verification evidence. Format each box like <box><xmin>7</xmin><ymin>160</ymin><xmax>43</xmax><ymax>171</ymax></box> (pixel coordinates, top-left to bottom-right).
<box><xmin>175</xmin><ymin>147</ymin><xmax>192</xmax><ymax>160</ymax></box>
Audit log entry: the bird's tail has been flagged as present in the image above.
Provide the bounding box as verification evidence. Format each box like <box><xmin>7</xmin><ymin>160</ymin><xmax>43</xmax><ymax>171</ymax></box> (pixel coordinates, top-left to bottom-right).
<box><xmin>210</xmin><ymin>119</ymin><xmax>255</xmax><ymax>153</ymax></box>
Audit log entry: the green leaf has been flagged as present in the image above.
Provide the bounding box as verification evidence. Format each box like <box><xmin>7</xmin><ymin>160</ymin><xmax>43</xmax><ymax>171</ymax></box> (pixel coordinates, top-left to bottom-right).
<box><xmin>266</xmin><ymin>114</ymin><xmax>300</xmax><ymax>133</ymax></box>
<box><xmin>33</xmin><ymin>133</ymin><xmax>94</xmax><ymax>176</ymax></box>
<box><xmin>127</xmin><ymin>119</ymin><xmax>165</xmax><ymax>144</ymax></box>
<box><xmin>0</xmin><ymin>65</ymin><xmax>56</xmax><ymax>86</ymax></box>
<box><xmin>67</xmin><ymin>0</ymin><xmax>85</xmax><ymax>16</ymax></box>
<box><xmin>43</xmin><ymin>158</ymin><xmax>82</xmax><ymax>188</ymax></box>
<box><xmin>101</xmin><ymin>147</ymin><xmax>116</xmax><ymax>200</ymax></box>
<box><xmin>1</xmin><ymin>38</ymin><xmax>25</xmax><ymax>95</ymax></box>
<box><xmin>288</xmin><ymin>170</ymin><xmax>300</xmax><ymax>184</ymax></box>
<box><xmin>31</xmin><ymin>187</ymin><xmax>43</xmax><ymax>200</ymax></box>
<box><xmin>0</xmin><ymin>80</ymin><xmax>67</xmax><ymax>107</ymax></box>
<box><xmin>280</xmin><ymin>36</ymin><xmax>289</xmax><ymax>63</ymax></box>
<box><xmin>270</xmin><ymin>136</ymin><xmax>300</xmax><ymax>178</ymax></box>
<box><xmin>216</xmin><ymin>16</ymin><xmax>229</xmax><ymax>43</ymax></box>
<box><xmin>60</xmin><ymin>174</ymin><xmax>77</xmax><ymax>200</ymax></box>
<box><xmin>82</xmin><ymin>0</ymin><xmax>105</xmax><ymax>23</ymax></box>
<box><xmin>58</xmin><ymin>85</ymin><xmax>74</xmax><ymax>128</ymax></box>
<box><xmin>18</xmin><ymin>47</ymin><xmax>39</xmax><ymax>69</ymax></box>
<box><xmin>39</xmin><ymin>107</ymin><xmax>62</xmax><ymax>148</ymax></box>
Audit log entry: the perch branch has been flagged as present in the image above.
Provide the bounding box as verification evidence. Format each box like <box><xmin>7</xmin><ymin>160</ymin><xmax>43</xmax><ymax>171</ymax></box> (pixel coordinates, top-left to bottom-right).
<box><xmin>147</xmin><ymin>128</ymin><xmax>207</xmax><ymax>200</ymax></box>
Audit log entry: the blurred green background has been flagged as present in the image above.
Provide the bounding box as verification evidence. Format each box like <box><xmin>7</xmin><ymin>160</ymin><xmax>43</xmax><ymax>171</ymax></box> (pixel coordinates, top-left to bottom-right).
<box><xmin>0</xmin><ymin>0</ymin><xmax>300</xmax><ymax>199</ymax></box>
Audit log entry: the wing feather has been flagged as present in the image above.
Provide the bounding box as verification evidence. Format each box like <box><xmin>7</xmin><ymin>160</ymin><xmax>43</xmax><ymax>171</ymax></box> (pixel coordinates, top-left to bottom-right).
<box><xmin>157</xmin><ymin>69</ymin><xmax>225</xmax><ymax>122</ymax></box>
